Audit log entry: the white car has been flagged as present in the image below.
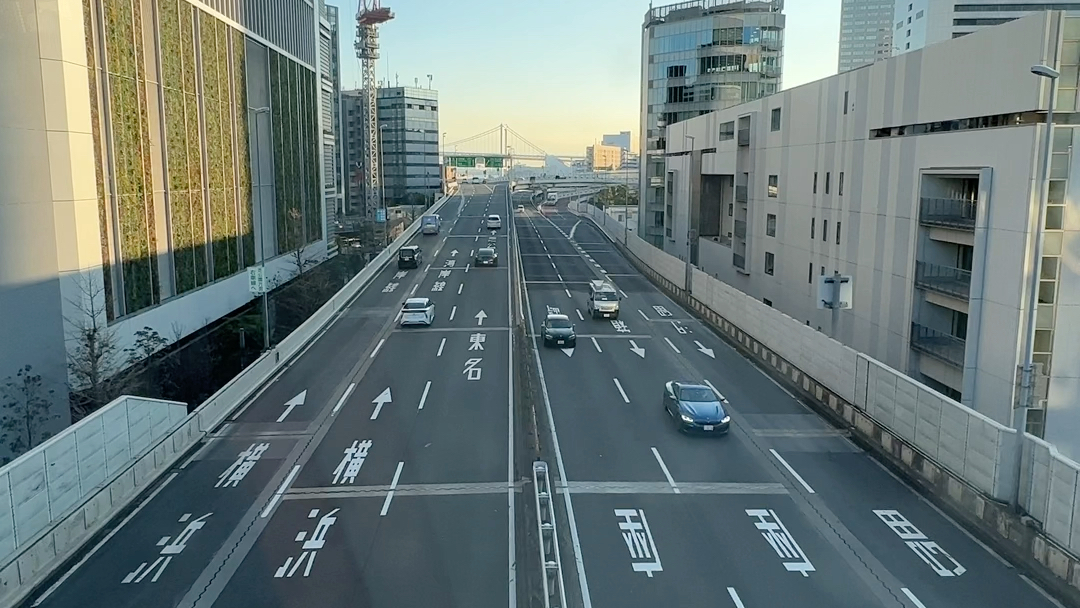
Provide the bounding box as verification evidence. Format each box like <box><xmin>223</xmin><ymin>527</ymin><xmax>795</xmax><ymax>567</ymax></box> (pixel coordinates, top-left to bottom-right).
<box><xmin>517</xmin><ymin>205</ymin><xmax>525</xmax><ymax>214</ymax></box>
<box><xmin>486</xmin><ymin>214</ymin><xmax>502</xmax><ymax>229</ymax></box>
<box><xmin>400</xmin><ymin>298</ymin><xmax>435</xmax><ymax>326</ymax></box>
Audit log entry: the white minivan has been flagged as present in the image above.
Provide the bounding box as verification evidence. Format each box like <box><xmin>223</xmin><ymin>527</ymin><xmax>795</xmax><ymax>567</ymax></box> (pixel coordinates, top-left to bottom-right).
<box><xmin>486</xmin><ymin>214</ymin><xmax>502</xmax><ymax>229</ymax></box>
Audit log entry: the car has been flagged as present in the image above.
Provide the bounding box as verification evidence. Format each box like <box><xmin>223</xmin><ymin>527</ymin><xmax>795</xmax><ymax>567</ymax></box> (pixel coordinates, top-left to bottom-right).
<box><xmin>470</xmin><ymin>176</ymin><xmax>481</xmax><ymax>184</ymax></box>
<box><xmin>517</xmin><ymin>205</ymin><xmax>526</xmax><ymax>214</ymax></box>
<box><xmin>397</xmin><ymin>245</ymin><xmax>422</xmax><ymax>269</ymax></box>
<box><xmin>541</xmin><ymin>314</ymin><xmax>576</xmax><ymax>348</ymax></box>
<box><xmin>486</xmin><ymin>214</ymin><xmax>502</xmax><ymax>229</ymax></box>
<box><xmin>663</xmin><ymin>381</ymin><xmax>731</xmax><ymax>434</ymax></box>
<box><xmin>474</xmin><ymin>247</ymin><xmax>498</xmax><ymax>266</ymax></box>
<box><xmin>400</xmin><ymin>297</ymin><xmax>435</xmax><ymax>326</ymax></box>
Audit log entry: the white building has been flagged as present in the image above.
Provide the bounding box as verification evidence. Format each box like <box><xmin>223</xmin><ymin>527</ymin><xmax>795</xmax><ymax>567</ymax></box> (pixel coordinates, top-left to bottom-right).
<box><xmin>661</xmin><ymin>11</ymin><xmax>1080</xmax><ymax>457</ymax></box>
<box><xmin>839</xmin><ymin>0</ymin><xmax>896</xmax><ymax>72</ymax></box>
<box><xmin>892</xmin><ymin>0</ymin><xmax>1077</xmax><ymax>54</ymax></box>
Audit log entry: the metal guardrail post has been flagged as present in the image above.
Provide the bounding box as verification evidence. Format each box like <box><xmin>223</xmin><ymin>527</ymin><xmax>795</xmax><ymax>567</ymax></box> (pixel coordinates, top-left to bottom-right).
<box><xmin>533</xmin><ymin>461</ymin><xmax>567</xmax><ymax>608</ymax></box>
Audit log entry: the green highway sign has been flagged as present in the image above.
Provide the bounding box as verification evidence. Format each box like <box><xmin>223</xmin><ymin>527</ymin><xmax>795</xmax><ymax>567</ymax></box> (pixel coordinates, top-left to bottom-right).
<box><xmin>449</xmin><ymin>156</ymin><xmax>475</xmax><ymax>168</ymax></box>
<box><xmin>484</xmin><ymin>157</ymin><xmax>504</xmax><ymax>168</ymax></box>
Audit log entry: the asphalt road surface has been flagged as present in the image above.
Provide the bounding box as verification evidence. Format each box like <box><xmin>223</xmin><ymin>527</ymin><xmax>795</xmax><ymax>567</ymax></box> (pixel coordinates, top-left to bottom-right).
<box><xmin>517</xmin><ymin>201</ymin><xmax>1063</xmax><ymax>608</ymax></box>
<box><xmin>22</xmin><ymin>185</ymin><xmax>1066</xmax><ymax>608</ymax></box>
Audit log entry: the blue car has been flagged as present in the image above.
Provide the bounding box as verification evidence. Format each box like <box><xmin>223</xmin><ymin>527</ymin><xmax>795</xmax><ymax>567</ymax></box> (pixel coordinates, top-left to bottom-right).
<box><xmin>663</xmin><ymin>381</ymin><xmax>731</xmax><ymax>434</ymax></box>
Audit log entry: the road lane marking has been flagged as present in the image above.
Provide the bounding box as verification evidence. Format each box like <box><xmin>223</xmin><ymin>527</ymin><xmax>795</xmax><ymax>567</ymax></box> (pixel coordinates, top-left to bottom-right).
<box><xmin>370</xmin><ymin>338</ymin><xmax>386</xmax><ymax>358</ymax></box>
<box><xmin>411</xmin><ymin>283</ymin><xmax>418</xmax><ymax>295</ymax></box>
<box><xmin>727</xmin><ymin>588</ymin><xmax>746</xmax><ymax>608</ymax></box>
<box><xmin>565</xmin><ymin>288</ymin><xmax>572</xmax><ymax>298</ymax></box>
<box><xmin>663</xmin><ymin>337</ymin><xmax>681</xmax><ymax>353</ymax></box>
<box><xmin>331</xmin><ymin>383</ymin><xmax>356</xmax><ymax>414</ymax></box>
<box><xmin>425</xmin><ymin>264</ymin><xmax>431</xmax><ymax>272</ymax></box>
<box><xmin>380</xmin><ymin>462</ymin><xmax>404</xmax><ymax>516</ymax></box>
<box><xmin>613</xmin><ymin>378</ymin><xmax>630</xmax><ymax>403</ymax></box>
<box><xmin>437</xmin><ymin>337</ymin><xmax>446</xmax><ymax>357</ymax></box>
<box><xmin>650</xmin><ymin>447</ymin><xmax>680</xmax><ymax>494</ymax></box>
<box><xmin>465</xmin><ymin>263</ymin><xmax>470</xmax><ymax>272</ymax></box>
<box><xmin>457</xmin><ymin>282</ymin><xmax>465</xmax><ymax>294</ymax></box>
<box><xmin>769</xmin><ymin>448</ymin><xmax>816</xmax><ymax>494</ymax></box>
<box><xmin>901</xmin><ymin>588</ymin><xmax>927</xmax><ymax>608</ymax></box>
<box><xmin>262</xmin><ymin>465</ymin><xmax>301</xmax><ymax>517</ymax></box>
<box><xmin>576</xmin><ymin>309</ymin><xmax>584</xmax><ymax>320</ymax></box>
<box><xmin>638</xmin><ymin>309</ymin><xmax>649</xmax><ymax>320</ymax></box>
<box><xmin>619</xmin><ymin>289</ymin><xmax>628</xmax><ymax>298</ymax></box>
<box><xmin>591</xmin><ymin>337</ymin><xmax>602</xmax><ymax>353</ymax></box>
<box><xmin>450</xmin><ymin>305</ymin><xmax>457</xmax><ymax>321</ymax></box>
<box><xmin>418</xmin><ymin>381</ymin><xmax>432</xmax><ymax>410</ymax></box>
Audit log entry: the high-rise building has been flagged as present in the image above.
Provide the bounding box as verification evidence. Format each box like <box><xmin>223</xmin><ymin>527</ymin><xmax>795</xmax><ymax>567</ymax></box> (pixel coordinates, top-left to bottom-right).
<box><xmin>662</xmin><ymin>11</ymin><xmax>1080</xmax><ymax>453</ymax></box>
<box><xmin>0</xmin><ymin>0</ymin><xmax>334</xmax><ymax>442</ymax></box>
<box><xmin>320</xmin><ymin>1</ymin><xmax>343</xmax><ymax>250</ymax></box>
<box><xmin>891</xmin><ymin>0</ymin><xmax>1063</xmax><ymax>54</ymax></box>
<box><xmin>341</xmin><ymin>90</ymin><xmax>367</xmax><ymax>217</ymax></box>
<box><xmin>638</xmin><ymin>0</ymin><xmax>785</xmax><ymax>251</ymax></box>
<box><xmin>838</xmin><ymin>0</ymin><xmax>896</xmax><ymax>72</ymax></box>
<box><xmin>586</xmin><ymin>144</ymin><xmax>624</xmax><ymax>171</ymax></box>
<box><xmin>377</xmin><ymin>87</ymin><xmax>442</xmax><ymax>206</ymax></box>
<box><xmin>602</xmin><ymin>131</ymin><xmax>632</xmax><ymax>151</ymax></box>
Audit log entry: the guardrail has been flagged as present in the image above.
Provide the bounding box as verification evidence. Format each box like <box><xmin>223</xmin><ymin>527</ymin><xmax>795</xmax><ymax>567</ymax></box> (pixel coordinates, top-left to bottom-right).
<box><xmin>0</xmin><ymin>192</ymin><xmax>459</xmax><ymax>607</ymax></box>
<box><xmin>532</xmin><ymin>461</ymin><xmax>567</xmax><ymax>608</ymax></box>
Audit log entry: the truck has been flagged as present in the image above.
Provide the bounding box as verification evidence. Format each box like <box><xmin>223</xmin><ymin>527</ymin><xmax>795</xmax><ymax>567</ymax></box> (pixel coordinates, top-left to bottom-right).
<box><xmin>421</xmin><ymin>214</ymin><xmax>440</xmax><ymax>235</ymax></box>
<box><xmin>587</xmin><ymin>280</ymin><xmax>621</xmax><ymax>319</ymax></box>
<box><xmin>545</xmin><ymin>192</ymin><xmax>559</xmax><ymax>205</ymax></box>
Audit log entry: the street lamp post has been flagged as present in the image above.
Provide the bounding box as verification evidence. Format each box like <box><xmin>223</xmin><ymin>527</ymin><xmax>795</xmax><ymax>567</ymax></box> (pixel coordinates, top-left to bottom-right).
<box><xmin>684</xmin><ymin>134</ymin><xmax>695</xmax><ymax>295</ymax></box>
<box><xmin>1013</xmin><ymin>63</ymin><xmax>1059</xmax><ymax>508</ymax></box>
<box><xmin>250</xmin><ymin>106</ymin><xmax>271</xmax><ymax>351</ymax></box>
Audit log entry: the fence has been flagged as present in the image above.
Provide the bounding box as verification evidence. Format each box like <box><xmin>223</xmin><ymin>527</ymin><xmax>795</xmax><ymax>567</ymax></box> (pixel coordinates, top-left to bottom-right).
<box><xmin>0</xmin><ymin>193</ymin><xmax>458</xmax><ymax>607</ymax></box>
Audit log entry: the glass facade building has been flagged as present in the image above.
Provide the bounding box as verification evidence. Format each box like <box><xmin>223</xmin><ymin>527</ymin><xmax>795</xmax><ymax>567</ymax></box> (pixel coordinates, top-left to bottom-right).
<box><xmin>377</xmin><ymin>87</ymin><xmax>442</xmax><ymax>206</ymax></box>
<box><xmin>639</xmin><ymin>0</ymin><xmax>786</xmax><ymax>248</ymax></box>
<box><xmin>839</xmin><ymin>0</ymin><xmax>896</xmax><ymax>72</ymax></box>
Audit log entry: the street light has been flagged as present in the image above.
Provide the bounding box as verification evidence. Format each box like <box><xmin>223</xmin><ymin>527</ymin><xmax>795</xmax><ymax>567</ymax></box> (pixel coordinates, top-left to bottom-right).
<box><xmin>684</xmin><ymin>134</ymin><xmax>695</xmax><ymax>295</ymax></box>
<box><xmin>250</xmin><ymin>106</ymin><xmax>271</xmax><ymax>351</ymax></box>
<box><xmin>1012</xmin><ymin>64</ymin><xmax>1059</xmax><ymax>507</ymax></box>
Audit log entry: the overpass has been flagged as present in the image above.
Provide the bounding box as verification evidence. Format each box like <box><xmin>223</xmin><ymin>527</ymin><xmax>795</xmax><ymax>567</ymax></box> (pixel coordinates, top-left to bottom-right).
<box><xmin>1</xmin><ymin>187</ymin><xmax>1072</xmax><ymax>608</ymax></box>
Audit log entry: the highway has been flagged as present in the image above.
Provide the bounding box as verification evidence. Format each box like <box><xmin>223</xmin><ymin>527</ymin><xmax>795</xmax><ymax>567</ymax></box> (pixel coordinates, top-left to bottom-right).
<box><xmin>518</xmin><ymin>202</ymin><xmax>1062</xmax><ymax>608</ymax></box>
<box><xmin>20</xmin><ymin>185</ymin><xmax>1066</xmax><ymax>608</ymax></box>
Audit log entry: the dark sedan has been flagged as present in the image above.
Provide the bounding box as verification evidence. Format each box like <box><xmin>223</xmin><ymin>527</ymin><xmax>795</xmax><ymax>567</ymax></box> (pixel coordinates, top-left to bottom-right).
<box><xmin>541</xmin><ymin>314</ymin><xmax>576</xmax><ymax>348</ymax></box>
<box><xmin>475</xmin><ymin>247</ymin><xmax>498</xmax><ymax>266</ymax></box>
<box><xmin>663</xmin><ymin>381</ymin><xmax>730</xmax><ymax>434</ymax></box>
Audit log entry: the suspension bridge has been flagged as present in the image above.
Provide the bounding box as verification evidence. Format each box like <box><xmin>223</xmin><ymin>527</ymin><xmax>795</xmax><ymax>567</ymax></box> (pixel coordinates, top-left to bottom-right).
<box><xmin>443</xmin><ymin>124</ymin><xmax>585</xmax><ymax>168</ymax></box>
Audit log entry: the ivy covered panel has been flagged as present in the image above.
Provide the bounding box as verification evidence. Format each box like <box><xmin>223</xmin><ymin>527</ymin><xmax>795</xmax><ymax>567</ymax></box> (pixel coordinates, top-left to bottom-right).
<box><xmin>304</xmin><ymin>71</ymin><xmax>321</xmax><ymax>244</ymax></box>
<box><xmin>233</xmin><ymin>30</ymin><xmax>254</xmax><ymax>268</ymax></box>
<box><xmin>83</xmin><ymin>0</ymin><xmax>115</xmax><ymax>320</ymax></box>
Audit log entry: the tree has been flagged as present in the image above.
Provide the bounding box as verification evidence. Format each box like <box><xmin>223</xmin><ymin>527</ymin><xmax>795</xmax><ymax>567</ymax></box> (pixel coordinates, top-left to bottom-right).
<box><xmin>66</xmin><ymin>274</ymin><xmax>124</xmax><ymax>419</ymax></box>
<box><xmin>0</xmin><ymin>365</ymin><xmax>58</xmax><ymax>462</ymax></box>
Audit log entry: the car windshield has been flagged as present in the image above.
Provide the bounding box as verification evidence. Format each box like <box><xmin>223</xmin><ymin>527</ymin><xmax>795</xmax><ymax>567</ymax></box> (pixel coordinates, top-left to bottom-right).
<box><xmin>679</xmin><ymin>387</ymin><xmax>716</xmax><ymax>402</ymax></box>
<box><xmin>594</xmin><ymin>292</ymin><xmax>617</xmax><ymax>301</ymax></box>
<box><xmin>547</xmin><ymin>318</ymin><xmax>572</xmax><ymax>329</ymax></box>
<box><xmin>404</xmin><ymin>301</ymin><xmax>428</xmax><ymax>310</ymax></box>
<box><xmin>399</xmin><ymin>250</ymin><xmax>414</xmax><ymax>259</ymax></box>
<box><xmin>489</xmin><ymin>216</ymin><xmax>499</xmax><ymax>220</ymax></box>
<box><xmin>478</xmin><ymin>249</ymin><xmax>494</xmax><ymax>256</ymax></box>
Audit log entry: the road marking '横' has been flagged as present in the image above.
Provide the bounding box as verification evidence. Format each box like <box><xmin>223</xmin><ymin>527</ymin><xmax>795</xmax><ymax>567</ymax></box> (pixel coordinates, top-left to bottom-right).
<box><xmin>613</xmin><ymin>378</ymin><xmax>630</xmax><ymax>403</ymax></box>
<box><xmin>650</xmin><ymin>447</ymin><xmax>680</xmax><ymax>494</ymax></box>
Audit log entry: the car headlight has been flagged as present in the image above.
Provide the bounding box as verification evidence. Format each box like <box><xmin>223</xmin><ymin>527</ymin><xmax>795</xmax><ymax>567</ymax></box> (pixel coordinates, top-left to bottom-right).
<box><xmin>721</xmin><ymin>415</ymin><xmax>731</xmax><ymax>424</ymax></box>
<box><xmin>680</xmin><ymin>414</ymin><xmax>693</xmax><ymax>423</ymax></box>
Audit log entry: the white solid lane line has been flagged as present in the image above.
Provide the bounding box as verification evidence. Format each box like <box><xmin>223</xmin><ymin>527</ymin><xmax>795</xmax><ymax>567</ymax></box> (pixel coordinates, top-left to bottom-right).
<box><xmin>638</xmin><ymin>309</ymin><xmax>649</xmax><ymax>320</ymax></box>
<box><xmin>450</xmin><ymin>305</ymin><xmax>457</xmax><ymax>321</ymax></box>
<box><xmin>769</xmin><ymin>448</ymin><xmax>816</xmax><ymax>494</ymax></box>
<box><xmin>663</xmin><ymin>337</ymin><xmax>681</xmax><ymax>354</ymax></box>
<box><xmin>613</xmin><ymin>378</ymin><xmax>630</xmax><ymax>403</ymax></box>
<box><xmin>380</xmin><ymin>461</ymin><xmax>404</xmax><ymax>516</ymax></box>
<box><xmin>591</xmin><ymin>337</ymin><xmax>602</xmax><ymax>353</ymax></box>
<box><xmin>331</xmin><ymin>383</ymin><xmax>356</xmax><ymax>414</ymax></box>
<box><xmin>370</xmin><ymin>338</ymin><xmax>386</xmax><ymax>359</ymax></box>
<box><xmin>727</xmin><ymin>587</ymin><xmax>746</xmax><ymax>608</ymax></box>
<box><xmin>418</xmin><ymin>381</ymin><xmax>432</xmax><ymax>410</ymax></box>
<box><xmin>425</xmin><ymin>264</ymin><xmax>431</xmax><ymax>272</ymax></box>
<box><xmin>437</xmin><ymin>337</ymin><xmax>446</xmax><ymax>357</ymax></box>
<box><xmin>651</xmin><ymin>447</ymin><xmax>681</xmax><ymax>494</ymax></box>
<box><xmin>411</xmin><ymin>284</ymin><xmax>419</xmax><ymax>295</ymax></box>
<box><xmin>901</xmin><ymin>588</ymin><xmax>928</xmax><ymax>608</ymax></box>
<box><xmin>262</xmin><ymin>465</ymin><xmax>301</xmax><ymax>517</ymax></box>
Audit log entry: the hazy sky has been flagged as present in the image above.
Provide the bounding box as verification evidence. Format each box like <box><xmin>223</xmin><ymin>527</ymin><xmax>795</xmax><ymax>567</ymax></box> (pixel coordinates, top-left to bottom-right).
<box><xmin>337</xmin><ymin>0</ymin><xmax>841</xmax><ymax>156</ymax></box>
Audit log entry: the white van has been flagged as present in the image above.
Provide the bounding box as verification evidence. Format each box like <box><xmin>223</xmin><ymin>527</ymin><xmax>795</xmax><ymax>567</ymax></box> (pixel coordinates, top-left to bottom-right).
<box><xmin>587</xmin><ymin>280</ymin><xmax>621</xmax><ymax>319</ymax></box>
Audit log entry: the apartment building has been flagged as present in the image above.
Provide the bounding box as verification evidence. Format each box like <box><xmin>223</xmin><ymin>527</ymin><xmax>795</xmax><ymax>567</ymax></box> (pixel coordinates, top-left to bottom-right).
<box><xmin>662</xmin><ymin>12</ymin><xmax>1080</xmax><ymax>456</ymax></box>
<box><xmin>587</xmin><ymin>144</ymin><xmax>624</xmax><ymax>171</ymax></box>
<box><xmin>638</xmin><ymin>0</ymin><xmax>786</xmax><ymax>250</ymax></box>
<box><xmin>839</xmin><ymin>0</ymin><xmax>897</xmax><ymax>71</ymax></box>
<box><xmin>0</xmin><ymin>0</ymin><xmax>335</xmax><ymax>441</ymax></box>
<box><xmin>892</xmin><ymin>0</ymin><xmax>1080</xmax><ymax>54</ymax></box>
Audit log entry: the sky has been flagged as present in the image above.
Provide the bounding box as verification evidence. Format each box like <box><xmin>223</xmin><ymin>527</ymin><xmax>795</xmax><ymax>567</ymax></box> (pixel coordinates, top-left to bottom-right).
<box><xmin>337</xmin><ymin>0</ymin><xmax>841</xmax><ymax>157</ymax></box>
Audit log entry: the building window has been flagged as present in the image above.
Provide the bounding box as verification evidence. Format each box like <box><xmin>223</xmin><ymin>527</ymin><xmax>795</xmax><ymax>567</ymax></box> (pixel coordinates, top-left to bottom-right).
<box><xmin>667</xmin><ymin>64</ymin><xmax>686</xmax><ymax>78</ymax></box>
<box><xmin>771</xmin><ymin>108</ymin><xmax>782</xmax><ymax>131</ymax></box>
<box><xmin>916</xmin><ymin>9</ymin><xmax>924</xmax><ymax>18</ymax></box>
<box><xmin>719</xmin><ymin>121</ymin><xmax>735</xmax><ymax>141</ymax></box>
<box><xmin>908</xmin><ymin>3</ymin><xmax>912</xmax><ymax>10</ymax></box>
<box><xmin>825</xmin><ymin>172</ymin><xmax>831</xmax><ymax>194</ymax></box>
<box><xmin>765</xmin><ymin>252</ymin><xmax>775</xmax><ymax>275</ymax></box>
<box><xmin>813</xmin><ymin>171</ymin><xmax>818</xmax><ymax>193</ymax></box>
<box><xmin>763</xmin><ymin>298</ymin><xmax>773</xmax><ymax>307</ymax></box>
<box><xmin>906</xmin><ymin>29</ymin><xmax>911</xmax><ymax>37</ymax></box>
<box><xmin>838</xmin><ymin>172</ymin><xmax>844</xmax><ymax>196</ymax></box>
<box><xmin>843</xmin><ymin>91</ymin><xmax>849</xmax><ymax>115</ymax></box>
<box><xmin>906</xmin><ymin>42</ymin><xmax>911</xmax><ymax>49</ymax></box>
<box><xmin>768</xmin><ymin>175</ymin><xmax>778</xmax><ymax>197</ymax></box>
<box><xmin>766</xmin><ymin>213</ymin><xmax>776</xmax><ymax>237</ymax></box>
<box><xmin>808</xmin><ymin>262</ymin><xmax>814</xmax><ymax>283</ymax></box>
<box><xmin>822</xmin><ymin>219</ymin><xmax>828</xmax><ymax>241</ymax></box>
<box><xmin>836</xmin><ymin>221</ymin><xmax>842</xmax><ymax>245</ymax></box>
<box><xmin>810</xmin><ymin>218</ymin><xmax>816</xmax><ymax>239</ymax></box>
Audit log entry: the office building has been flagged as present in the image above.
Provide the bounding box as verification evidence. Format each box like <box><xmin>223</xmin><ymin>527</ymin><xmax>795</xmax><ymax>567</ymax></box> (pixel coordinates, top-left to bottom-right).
<box><xmin>587</xmin><ymin>144</ymin><xmax>624</xmax><ymax>171</ymax></box>
<box><xmin>839</xmin><ymin>0</ymin><xmax>896</xmax><ymax>72</ymax></box>
<box><xmin>377</xmin><ymin>87</ymin><xmax>442</xmax><ymax>206</ymax></box>
<box><xmin>663</xmin><ymin>11</ymin><xmax>1080</xmax><ymax>455</ymax></box>
<box><xmin>321</xmin><ymin>1</ymin><xmax>344</xmax><ymax>246</ymax></box>
<box><xmin>341</xmin><ymin>90</ymin><xmax>367</xmax><ymax>217</ymax></box>
<box><xmin>892</xmin><ymin>0</ymin><xmax>1067</xmax><ymax>54</ymax></box>
<box><xmin>0</xmin><ymin>0</ymin><xmax>333</xmax><ymax>443</ymax></box>
<box><xmin>638</xmin><ymin>0</ymin><xmax>786</xmax><ymax>249</ymax></box>
<box><xmin>603</xmin><ymin>131</ymin><xmax>632</xmax><ymax>151</ymax></box>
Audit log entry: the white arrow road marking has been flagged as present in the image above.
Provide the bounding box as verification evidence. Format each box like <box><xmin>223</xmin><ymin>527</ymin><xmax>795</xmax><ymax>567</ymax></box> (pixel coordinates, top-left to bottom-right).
<box><xmin>437</xmin><ymin>337</ymin><xmax>446</xmax><ymax>357</ymax></box>
<box><xmin>561</xmin><ymin>348</ymin><xmax>574</xmax><ymax>357</ymax></box>
<box><xmin>629</xmin><ymin>340</ymin><xmax>646</xmax><ymax>358</ymax></box>
<box><xmin>370</xmin><ymin>387</ymin><xmax>393</xmax><ymax>420</ymax></box>
<box><xmin>450</xmin><ymin>306</ymin><xmax>457</xmax><ymax>321</ymax></box>
<box><xmin>695</xmin><ymin>340</ymin><xmax>715</xmax><ymax>358</ymax></box>
<box><xmin>591</xmin><ymin>337</ymin><xmax>603</xmax><ymax>353</ymax></box>
<box><xmin>663</xmin><ymin>337</ymin><xmax>681</xmax><ymax>354</ymax></box>
<box><xmin>613</xmin><ymin>378</ymin><xmax>630</xmax><ymax>403</ymax></box>
<box><xmin>331</xmin><ymin>383</ymin><xmax>356</xmax><ymax>415</ymax></box>
<box><xmin>451</xmin><ymin>249</ymin><xmax>459</xmax><ymax>256</ymax></box>
<box><xmin>276</xmin><ymin>390</ymin><xmax>307</xmax><ymax>422</ymax></box>
<box><xmin>418</xmin><ymin>381</ymin><xmax>432</xmax><ymax>410</ymax></box>
<box><xmin>475</xmin><ymin>310</ymin><xmax>488</xmax><ymax>326</ymax></box>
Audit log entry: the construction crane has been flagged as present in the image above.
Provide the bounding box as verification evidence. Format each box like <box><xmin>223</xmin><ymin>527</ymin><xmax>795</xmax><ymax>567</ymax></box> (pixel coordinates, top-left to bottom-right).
<box><xmin>355</xmin><ymin>0</ymin><xmax>393</xmax><ymax>222</ymax></box>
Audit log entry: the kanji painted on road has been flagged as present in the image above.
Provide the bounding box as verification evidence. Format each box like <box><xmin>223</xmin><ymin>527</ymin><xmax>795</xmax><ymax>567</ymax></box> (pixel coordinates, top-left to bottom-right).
<box><xmin>216</xmin><ymin>443</ymin><xmax>270</xmax><ymax>488</ymax></box>
<box><xmin>122</xmin><ymin>513</ymin><xmax>212</xmax><ymax>584</ymax></box>
<box><xmin>274</xmin><ymin>508</ymin><xmax>340</xmax><ymax>579</ymax></box>
<box><xmin>332</xmin><ymin>440</ymin><xmax>373</xmax><ymax>485</ymax></box>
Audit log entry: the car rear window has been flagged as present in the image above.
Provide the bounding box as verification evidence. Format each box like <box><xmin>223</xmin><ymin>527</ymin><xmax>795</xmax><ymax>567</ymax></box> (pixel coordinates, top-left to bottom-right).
<box><xmin>679</xmin><ymin>387</ymin><xmax>716</xmax><ymax>402</ymax></box>
<box><xmin>404</xmin><ymin>301</ymin><xmax>428</xmax><ymax>310</ymax></box>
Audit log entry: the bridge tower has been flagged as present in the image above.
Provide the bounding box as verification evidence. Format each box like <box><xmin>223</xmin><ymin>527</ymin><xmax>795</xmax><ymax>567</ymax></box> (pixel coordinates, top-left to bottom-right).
<box><xmin>355</xmin><ymin>1</ymin><xmax>393</xmax><ymax>219</ymax></box>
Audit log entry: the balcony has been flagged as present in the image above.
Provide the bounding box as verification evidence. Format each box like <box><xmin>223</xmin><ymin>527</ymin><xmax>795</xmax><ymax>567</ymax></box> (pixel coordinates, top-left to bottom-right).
<box><xmin>910</xmin><ymin>322</ymin><xmax>966</xmax><ymax>367</ymax></box>
<box><xmin>733</xmin><ymin>219</ymin><xmax>747</xmax><ymax>239</ymax></box>
<box><xmin>735</xmin><ymin>185</ymin><xmax>748</xmax><ymax>203</ymax></box>
<box><xmin>733</xmin><ymin>253</ymin><xmax>746</xmax><ymax>270</ymax></box>
<box><xmin>738</xmin><ymin>129</ymin><xmax>750</xmax><ymax>146</ymax></box>
<box><xmin>915</xmin><ymin>261</ymin><xmax>971</xmax><ymax>299</ymax></box>
<box><xmin>919</xmin><ymin>197</ymin><xmax>976</xmax><ymax>230</ymax></box>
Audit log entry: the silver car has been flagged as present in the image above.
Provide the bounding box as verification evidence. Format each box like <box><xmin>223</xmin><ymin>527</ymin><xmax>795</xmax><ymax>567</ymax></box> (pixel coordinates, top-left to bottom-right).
<box><xmin>400</xmin><ymin>298</ymin><xmax>435</xmax><ymax>326</ymax></box>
